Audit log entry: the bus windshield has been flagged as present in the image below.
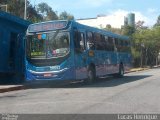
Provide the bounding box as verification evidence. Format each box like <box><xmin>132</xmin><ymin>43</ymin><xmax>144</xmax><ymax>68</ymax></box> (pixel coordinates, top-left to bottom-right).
<box><xmin>26</xmin><ymin>31</ymin><xmax>70</xmax><ymax>59</ymax></box>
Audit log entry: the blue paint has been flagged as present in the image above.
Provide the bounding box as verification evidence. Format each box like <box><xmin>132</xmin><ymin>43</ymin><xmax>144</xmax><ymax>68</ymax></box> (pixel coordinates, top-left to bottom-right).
<box><xmin>0</xmin><ymin>11</ymin><xmax>31</xmax><ymax>83</ymax></box>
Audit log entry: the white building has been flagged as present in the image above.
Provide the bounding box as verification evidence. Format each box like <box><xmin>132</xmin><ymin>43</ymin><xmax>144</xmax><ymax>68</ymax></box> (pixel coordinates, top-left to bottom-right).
<box><xmin>76</xmin><ymin>14</ymin><xmax>125</xmax><ymax>29</ymax></box>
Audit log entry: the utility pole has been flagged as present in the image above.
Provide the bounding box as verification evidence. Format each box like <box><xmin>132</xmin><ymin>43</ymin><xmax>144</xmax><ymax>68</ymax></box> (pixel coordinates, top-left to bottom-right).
<box><xmin>24</xmin><ymin>0</ymin><xmax>27</xmax><ymax>20</ymax></box>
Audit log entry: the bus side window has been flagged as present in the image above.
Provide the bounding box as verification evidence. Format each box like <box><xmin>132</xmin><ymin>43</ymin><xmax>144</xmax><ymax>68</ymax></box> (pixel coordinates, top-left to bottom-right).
<box><xmin>114</xmin><ymin>38</ymin><xmax>118</xmax><ymax>47</ymax></box>
<box><xmin>95</xmin><ymin>33</ymin><xmax>106</xmax><ymax>50</ymax></box>
<box><xmin>101</xmin><ymin>35</ymin><xmax>106</xmax><ymax>50</ymax></box>
<box><xmin>113</xmin><ymin>38</ymin><xmax>118</xmax><ymax>52</ymax></box>
<box><xmin>115</xmin><ymin>38</ymin><xmax>118</xmax><ymax>45</ymax></box>
<box><xmin>108</xmin><ymin>37</ymin><xmax>114</xmax><ymax>51</ymax></box>
<box><xmin>120</xmin><ymin>40</ymin><xmax>124</xmax><ymax>52</ymax></box>
<box><xmin>120</xmin><ymin>40</ymin><xmax>124</xmax><ymax>46</ymax></box>
<box><xmin>105</xmin><ymin>36</ymin><xmax>109</xmax><ymax>51</ymax></box>
<box><xmin>95</xmin><ymin>33</ymin><xmax>101</xmax><ymax>50</ymax></box>
<box><xmin>87</xmin><ymin>32</ymin><xmax>95</xmax><ymax>50</ymax></box>
<box><xmin>80</xmin><ymin>32</ymin><xmax>86</xmax><ymax>51</ymax></box>
<box><xmin>115</xmin><ymin>38</ymin><xmax>120</xmax><ymax>52</ymax></box>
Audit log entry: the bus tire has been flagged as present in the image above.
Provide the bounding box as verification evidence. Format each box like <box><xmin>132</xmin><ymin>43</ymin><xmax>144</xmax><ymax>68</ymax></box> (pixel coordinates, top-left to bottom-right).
<box><xmin>85</xmin><ymin>67</ymin><xmax>96</xmax><ymax>84</ymax></box>
<box><xmin>118</xmin><ymin>64</ymin><xmax>124</xmax><ymax>78</ymax></box>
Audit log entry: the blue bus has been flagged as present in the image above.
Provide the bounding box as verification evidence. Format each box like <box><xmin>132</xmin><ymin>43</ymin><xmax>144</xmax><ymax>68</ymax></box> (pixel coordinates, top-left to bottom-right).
<box><xmin>25</xmin><ymin>20</ymin><xmax>132</xmax><ymax>83</ymax></box>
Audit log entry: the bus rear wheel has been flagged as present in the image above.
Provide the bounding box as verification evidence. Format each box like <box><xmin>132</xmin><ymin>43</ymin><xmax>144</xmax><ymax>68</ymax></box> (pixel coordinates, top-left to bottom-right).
<box><xmin>85</xmin><ymin>67</ymin><xmax>96</xmax><ymax>84</ymax></box>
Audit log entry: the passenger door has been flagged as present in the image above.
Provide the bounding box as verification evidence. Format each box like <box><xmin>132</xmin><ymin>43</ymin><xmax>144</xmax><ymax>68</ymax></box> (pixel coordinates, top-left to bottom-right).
<box><xmin>74</xmin><ymin>30</ymin><xmax>87</xmax><ymax>80</ymax></box>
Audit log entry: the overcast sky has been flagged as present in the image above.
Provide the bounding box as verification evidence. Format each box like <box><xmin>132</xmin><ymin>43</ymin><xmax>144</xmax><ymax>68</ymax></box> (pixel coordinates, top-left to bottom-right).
<box><xmin>30</xmin><ymin>0</ymin><xmax>160</xmax><ymax>27</ymax></box>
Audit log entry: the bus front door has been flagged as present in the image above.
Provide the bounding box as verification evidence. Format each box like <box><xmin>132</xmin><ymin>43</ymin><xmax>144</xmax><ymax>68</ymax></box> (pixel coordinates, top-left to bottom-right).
<box><xmin>74</xmin><ymin>31</ymin><xmax>87</xmax><ymax>80</ymax></box>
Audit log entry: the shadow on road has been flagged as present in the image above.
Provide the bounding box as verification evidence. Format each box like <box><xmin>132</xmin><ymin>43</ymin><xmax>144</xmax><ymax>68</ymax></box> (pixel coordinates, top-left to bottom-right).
<box><xmin>85</xmin><ymin>75</ymin><xmax>152</xmax><ymax>88</ymax></box>
<box><xmin>24</xmin><ymin>75</ymin><xmax>152</xmax><ymax>89</ymax></box>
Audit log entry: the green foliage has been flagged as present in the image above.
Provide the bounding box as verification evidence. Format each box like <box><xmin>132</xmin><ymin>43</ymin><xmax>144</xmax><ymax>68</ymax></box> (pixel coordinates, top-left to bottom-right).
<box><xmin>131</xmin><ymin>47</ymin><xmax>141</xmax><ymax>67</ymax></box>
<box><xmin>27</xmin><ymin>4</ymin><xmax>43</xmax><ymax>23</ymax></box>
<box><xmin>135</xmin><ymin>20</ymin><xmax>148</xmax><ymax>30</ymax></box>
<box><xmin>154</xmin><ymin>15</ymin><xmax>160</xmax><ymax>27</ymax></box>
<box><xmin>106</xmin><ymin>24</ymin><xmax>111</xmax><ymax>29</ymax></box>
<box><xmin>131</xmin><ymin>47</ymin><xmax>141</xmax><ymax>59</ymax></box>
<box><xmin>122</xmin><ymin>25</ymin><xmax>135</xmax><ymax>36</ymax></box>
<box><xmin>59</xmin><ymin>11</ymin><xmax>74</xmax><ymax>20</ymax></box>
<box><xmin>104</xmin><ymin>24</ymin><xmax>122</xmax><ymax>35</ymax></box>
<box><xmin>132</xmin><ymin>27</ymin><xmax>160</xmax><ymax>67</ymax></box>
<box><xmin>37</xmin><ymin>2</ymin><xmax>58</xmax><ymax>21</ymax></box>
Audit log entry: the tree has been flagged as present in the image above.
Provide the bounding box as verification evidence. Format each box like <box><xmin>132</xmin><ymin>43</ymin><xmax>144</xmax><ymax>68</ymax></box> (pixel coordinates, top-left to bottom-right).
<box><xmin>106</xmin><ymin>24</ymin><xmax>111</xmax><ymax>29</ymax></box>
<box><xmin>0</xmin><ymin>0</ymin><xmax>42</xmax><ymax>22</ymax></box>
<box><xmin>154</xmin><ymin>15</ymin><xmax>160</xmax><ymax>27</ymax></box>
<box><xmin>59</xmin><ymin>11</ymin><xmax>74</xmax><ymax>20</ymax></box>
<box><xmin>27</xmin><ymin>4</ymin><xmax>43</xmax><ymax>23</ymax></box>
<box><xmin>135</xmin><ymin>21</ymin><xmax>148</xmax><ymax>30</ymax></box>
<box><xmin>6</xmin><ymin>0</ymin><xmax>25</xmax><ymax>18</ymax></box>
<box><xmin>37</xmin><ymin>2</ymin><xmax>58</xmax><ymax>21</ymax></box>
<box><xmin>132</xmin><ymin>27</ymin><xmax>160</xmax><ymax>67</ymax></box>
<box><xmin>122</xmin><ymin>25</ymin><xmax>135</xmax><ymax>36</ymax></box>
<box><xmin>104</xmin><ymin>24</ymin><xmax>122</xmax><ymax>35</ymax></box>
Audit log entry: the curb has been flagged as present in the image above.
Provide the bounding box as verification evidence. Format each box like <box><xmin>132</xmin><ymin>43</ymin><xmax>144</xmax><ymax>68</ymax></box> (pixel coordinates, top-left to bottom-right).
<box><xmin>130</xmin><ymin>68</ymin><xmax>150</xmax><ymax>72</ymax></box>
<box><xmin>0</xmin><ymin>85</ymin><xmax>25</xmax><ymax>93</ymax></box>
<box><xmin>125</xmin><ymin>68</ymin><xmax>150</xmax><ymax>73</ymax></box>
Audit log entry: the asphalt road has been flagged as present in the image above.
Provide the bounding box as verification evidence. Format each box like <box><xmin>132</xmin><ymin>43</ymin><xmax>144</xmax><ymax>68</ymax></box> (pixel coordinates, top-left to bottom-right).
<box><xmin>0</xmin><ymin>68</ymin><xmax>160</xmax><ymax>114</ymax></box>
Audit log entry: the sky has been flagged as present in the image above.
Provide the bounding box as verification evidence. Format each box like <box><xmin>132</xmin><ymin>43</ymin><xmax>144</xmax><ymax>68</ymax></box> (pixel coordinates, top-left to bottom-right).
<box><xmin>30</xmin><ymin>0</ymin><xmax>160</xmax><ymax>27</ymax></box>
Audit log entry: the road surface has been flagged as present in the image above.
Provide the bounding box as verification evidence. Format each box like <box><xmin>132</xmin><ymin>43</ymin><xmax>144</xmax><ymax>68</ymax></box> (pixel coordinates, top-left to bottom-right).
<box><xmin>0</xmin><ymin>68</ymin><xmax>160</xmax><ymax>114</ymax></box>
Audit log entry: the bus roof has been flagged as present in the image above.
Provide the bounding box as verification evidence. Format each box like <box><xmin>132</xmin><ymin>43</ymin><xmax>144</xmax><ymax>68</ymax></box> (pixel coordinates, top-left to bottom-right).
<box><xmin>27</xmin><ymin>20</ymin><xmax>129</xmax><ymax>40</ymax></box>
<box><xmin>72</xmin><ymin>21</ymin><xmax>129</xmax><ymax>40</ymax></box>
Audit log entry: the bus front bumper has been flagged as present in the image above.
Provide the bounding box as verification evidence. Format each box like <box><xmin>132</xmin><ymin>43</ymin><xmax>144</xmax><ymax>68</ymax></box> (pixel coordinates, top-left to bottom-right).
<box><xmin>25</xmin><ymin>67</ymin><xmax>75</xmax><ymax>81</ymax></box>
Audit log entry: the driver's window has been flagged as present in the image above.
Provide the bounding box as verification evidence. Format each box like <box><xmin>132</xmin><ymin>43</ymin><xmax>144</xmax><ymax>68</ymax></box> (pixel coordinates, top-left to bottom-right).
<box><xmin>80</xmin><ymin>33</ymin><xmax>85</xmax><ymax>51</ymax></box>
<box><xmin>87</xmin><ymin>31</ymin><xmax>95</xmax><ymax>50</ymax></box>
<box><xmin>74</xmin><ymin>30</ymin><xmax>86</xmax><ymax>52</ymax></box>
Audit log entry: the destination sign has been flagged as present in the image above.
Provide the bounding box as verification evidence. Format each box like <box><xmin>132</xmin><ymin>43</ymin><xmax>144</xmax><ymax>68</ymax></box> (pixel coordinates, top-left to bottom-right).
<box><xmin>28</xmin><ymin>21</ymin><xmax>68</xmax><ymax>32</ymax></box>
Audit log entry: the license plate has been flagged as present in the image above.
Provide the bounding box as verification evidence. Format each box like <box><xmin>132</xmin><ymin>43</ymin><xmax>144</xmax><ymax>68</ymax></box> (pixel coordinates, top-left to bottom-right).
<box><xmin>44</xmin><ymin>73</ymin><xmax>52</xmax><ymax>77</ymax></box>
